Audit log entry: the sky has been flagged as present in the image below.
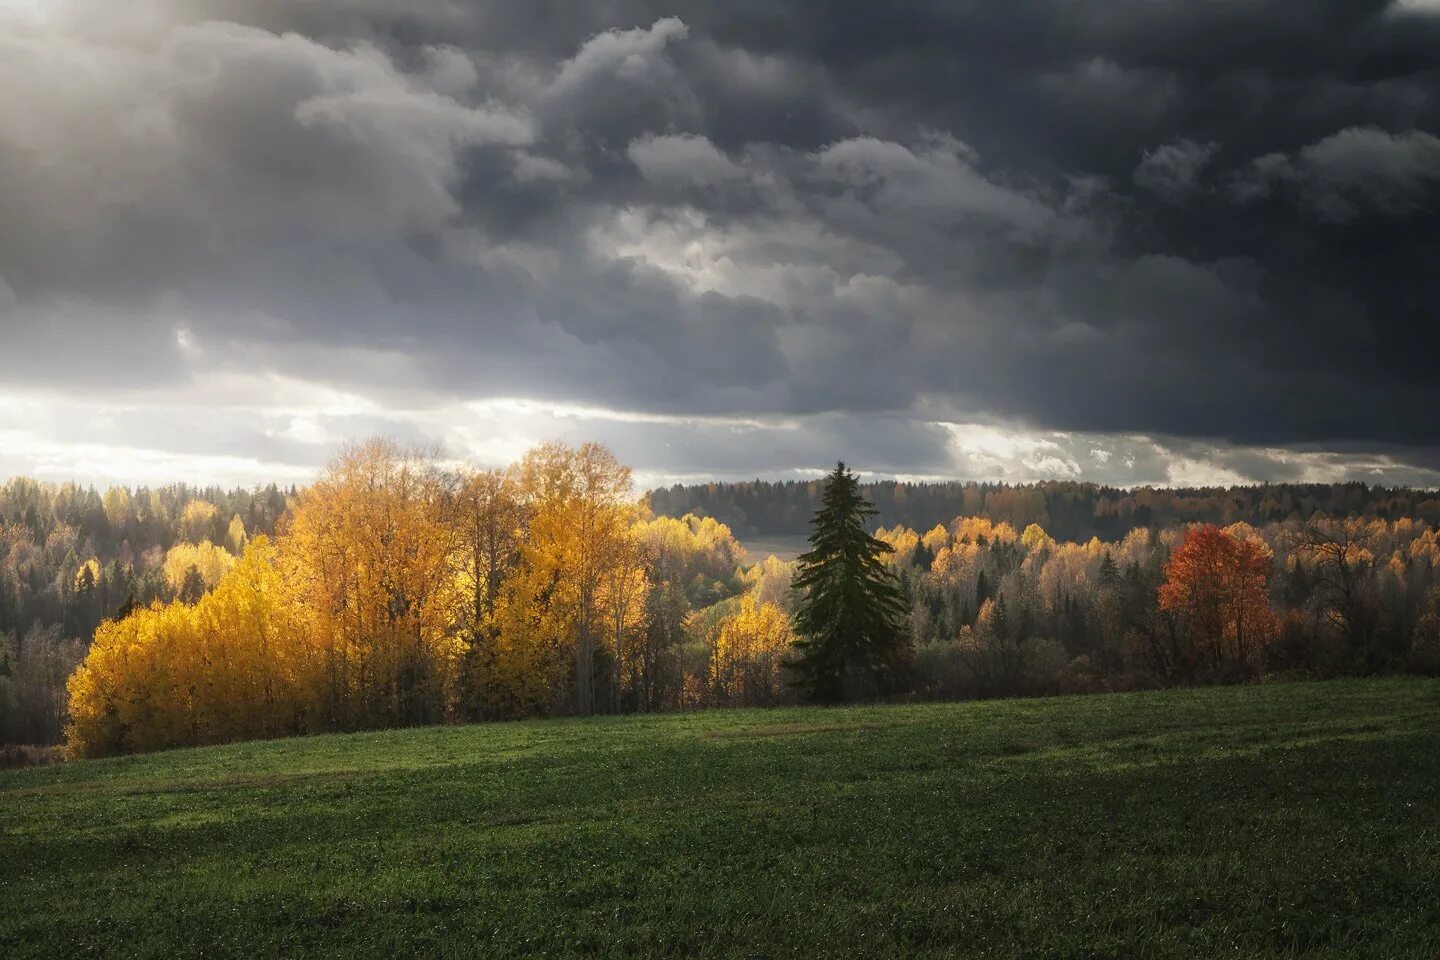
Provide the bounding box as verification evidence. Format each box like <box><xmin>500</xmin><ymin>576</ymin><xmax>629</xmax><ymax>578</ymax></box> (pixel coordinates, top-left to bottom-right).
<box><xmin>1</xmin><ymin>0</ymin><xmax>1438</xmax><ymax>491</ymax></box>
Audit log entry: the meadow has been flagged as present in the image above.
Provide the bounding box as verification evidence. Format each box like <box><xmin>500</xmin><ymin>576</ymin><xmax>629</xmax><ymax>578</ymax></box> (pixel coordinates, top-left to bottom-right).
<box><xmin>4</xmin><ymin>678</ymin><xmax>1439</xmax><ymax>958</ymax></box>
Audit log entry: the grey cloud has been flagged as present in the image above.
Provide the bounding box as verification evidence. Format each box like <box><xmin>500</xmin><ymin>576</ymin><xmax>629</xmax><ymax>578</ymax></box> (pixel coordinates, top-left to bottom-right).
<box><xmin>421</xmin><ymin>45</ymin><xmax>481</xmax><ymax>96</ymax></box>
<box><xmin>1296</xmin><ymin>127</ymin><xmax>1440</xmax><ymax>221</ymax></box>
<box><xmin>2</xmin><ymin>1</ymin><xmax>1440</xmax><ymax>487</ymax></box>
<box><xmin>1134</xmin><ymin>139</ymin><xmax>1219</xmax><ymax>204</ymax></box>
<box><xmin>809</xmin><ymin>135</ymin><xmax>1059</xmax><ymax>243</ymax></box>
<box><xmin>546</xmin><ymin>17</ymin><xmax>689</xmax><ymax>100</ymax></box>
<box><xmin>532</xmin><ymin>17</ymin><xmax>699</xmax><ymax>152</ymax></box>
<box><xmin>1232</xmin><ymin>127</ymin><xmax>1440</xmax><ymax>220</ymax></box>
<box><xmin>0</xmin><ymin>18</ymin><xmax>533</xmax><ymax>310</ymax></box>
<box><xmin>628</xmin><ymin>134</ymin><xmax>744</xmax><ymax>186</ymax></box>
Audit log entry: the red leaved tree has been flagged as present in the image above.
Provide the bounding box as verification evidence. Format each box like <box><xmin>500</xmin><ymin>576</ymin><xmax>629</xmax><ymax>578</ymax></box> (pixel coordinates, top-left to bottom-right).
<box><xmin>1158</xmin><ymin>525</ymin><xmax>1278</xmax><ymax>674</ymax></box>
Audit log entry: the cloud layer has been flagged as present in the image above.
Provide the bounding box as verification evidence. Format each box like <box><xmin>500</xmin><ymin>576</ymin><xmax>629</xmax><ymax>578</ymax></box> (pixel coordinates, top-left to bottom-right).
<box><xmin>1</xmin><ymin>1</ymin><xmax>1438</xmax><ymax>487</ymax></box>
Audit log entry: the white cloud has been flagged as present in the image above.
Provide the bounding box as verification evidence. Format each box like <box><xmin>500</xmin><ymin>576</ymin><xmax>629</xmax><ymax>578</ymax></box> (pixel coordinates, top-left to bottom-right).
<box><xmin>1163</xmin><ymin>453</ymin><xmax>1250</xmax><ymax>488</ymax></box>
<box><xmin>2</xmin><ymin>382</ymin><xmax>1438</xmax><ymax>491</ymax></box>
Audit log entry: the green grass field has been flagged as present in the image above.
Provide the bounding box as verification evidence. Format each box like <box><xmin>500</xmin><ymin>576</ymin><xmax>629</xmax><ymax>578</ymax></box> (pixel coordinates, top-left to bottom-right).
<box><xmin>4</xmin><ymin>678</ymin><xmax>1439</xmax><ymax>958</ymax></box>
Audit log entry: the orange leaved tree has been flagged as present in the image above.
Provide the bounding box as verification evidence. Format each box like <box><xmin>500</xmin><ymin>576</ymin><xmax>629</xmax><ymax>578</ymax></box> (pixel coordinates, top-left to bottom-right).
<box><xmin>1158</xmin><ymin>525</ymin><xmax>1278</xmax><ymax>675</ymax></box>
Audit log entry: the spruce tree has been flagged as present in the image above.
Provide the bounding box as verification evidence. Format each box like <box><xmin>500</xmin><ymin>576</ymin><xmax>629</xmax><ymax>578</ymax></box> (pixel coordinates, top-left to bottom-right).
<box><xmin>179</xmin><ymin>565</ymin><xmax>207</xmax><ymax>605</ymax></box>
<box><xmin>1098</xmin><ymin>550</ymin><xmax>1121</xmax><ymax>592</ymax></box>
<box><xmin>786</xmin><ymin>462</ymin><xmax>909</xmax><ymax>702</ymax></box>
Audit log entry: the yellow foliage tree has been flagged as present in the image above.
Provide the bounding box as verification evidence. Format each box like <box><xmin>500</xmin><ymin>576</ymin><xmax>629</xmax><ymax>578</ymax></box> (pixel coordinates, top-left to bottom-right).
<box><xmin>67</xmin><ymin>537</ymin><xmax>319</xmax><ymax>757</ymax></box>
<box><xmin>226</xmin><ymin>515</ymin><xmax>248</xmax><ymax>554</ymax></box>
<box><xmin>281</xmin><ymin>439</ymin><xmax>462</xmax><ymax>728</ymax></box>
<box><xmin>1021</xmin><ymin>522</ymin><xmax>1051</xmax><ymax>553</ymax></box>
<box><xmin>710</xmin><ymin>595</ymin><xmax>795</xmax><ymax>706</ymax></box>
<box><xmin>180</xmin><ymin>499</ymin><xmax>219</xmax><ymax>543</ymax></box>
<box><xmin>102</xmin><ymin>487</ymin><xmax>132</xmax><ymax>531</ymax></box>
<box><xmin>65</xmin><ymin>438</ymin><xmax>747</xmax><ymax>755</ymax></box>
<box><xmin>742</xmin><ymin>554</ymin><xmax>796</xmax><ymax>611</ymax></box>
<box><xmin>72</xmin><ymin>557</ymin><xmax>101</xmax><ymax>593</ymax></box>
<box><xmin>450</xmin><ymin>467</ymin><xmax>524</xmax><ymax>718</ymax></box>
<box><xmin>875</xmin><ymin>525</ymin><xmax>920</xmax><ymax>567</ymax></box>
<box><xmin>163</xmin><ymin>540</ymin><xmax>235</xmax><ymax>597</ymax></box>
<box><xmin>503</xmin><ymin>442</ymin><xmax>639</xmax><ymax>715</ymax></box>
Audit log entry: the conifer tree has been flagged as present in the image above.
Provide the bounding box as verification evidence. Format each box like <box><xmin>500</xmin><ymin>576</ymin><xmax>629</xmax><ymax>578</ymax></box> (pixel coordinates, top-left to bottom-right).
<box><xmin>178</xmin><ymin>565</ymin><xmax>207</xmax><ymax>605</ymax></box>
<box><xmin>787</xmin><ymin>462</ymin><xmax>909</xmax><ymax>702</ymax></box>
<box><xmin>1098</xmin><ymin>550</ymin><xmax>1121</xmax><ymax>592</ymax></box>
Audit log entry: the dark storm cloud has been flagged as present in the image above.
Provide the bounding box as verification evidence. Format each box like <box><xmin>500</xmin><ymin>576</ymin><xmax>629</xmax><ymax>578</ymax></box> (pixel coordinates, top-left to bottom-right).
<box><xmin>2</xmin><ymin>0</ymin><xmax>1439</xmax><ymax>484</ymax></box>
<box><xmin>1134</xmin><ymin>139</ymin><xmax>1220</xmax><ymax>205</ymax></box>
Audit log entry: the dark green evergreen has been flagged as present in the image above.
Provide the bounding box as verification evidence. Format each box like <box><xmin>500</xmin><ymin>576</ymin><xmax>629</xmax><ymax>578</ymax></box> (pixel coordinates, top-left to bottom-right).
<box><xmin>178</xmin><ymin>565</ymin><xmax>207</xmax><ymax>606</ymax></box>
<box><xmin>787</xmin><ymin>463</ymin><xmax>910</xmax><ymax>702</ymax></box>
<box><xmin>1098</xmin><ymin>550</ymin><xmax>1121</xmax><ymax>592</ymax></box>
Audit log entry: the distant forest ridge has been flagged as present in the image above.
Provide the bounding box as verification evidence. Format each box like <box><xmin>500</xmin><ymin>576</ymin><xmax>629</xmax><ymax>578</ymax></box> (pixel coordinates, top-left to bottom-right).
<box><xmin>647</xmin><ymin>480</ymin><xmax>1440</xmax><ymax>543</ymax></box>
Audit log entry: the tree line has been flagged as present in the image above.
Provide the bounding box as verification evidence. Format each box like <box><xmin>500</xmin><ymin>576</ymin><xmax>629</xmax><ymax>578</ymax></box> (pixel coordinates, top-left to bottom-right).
<box><xmin>6</xmin><ymin>446</ymin><xmax>1440</xmax><ymax>756</ymax></box>
<box><xmin>883</xmin><ymin>512</ymin><xmax>1440</xmax><ymax>700</ymax></box>
<box><xmin>650</xmin><ymin>478</ymin><xmax>1440</xmax><ymax>542</ymax></box>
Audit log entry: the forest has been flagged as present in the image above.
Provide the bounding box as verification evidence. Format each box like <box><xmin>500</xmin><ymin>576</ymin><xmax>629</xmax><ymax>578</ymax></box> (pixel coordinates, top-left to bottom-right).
<box><xmin>649</xmin><ymin>478</ymin><xmax>1440</xmax><ymax>541</ymax></box>
<box><xmin>2</xmin><ymin>445</ymin><xmax>1439</xmax><ymax>756</ymax></box>
<box><xmin>0</xmin><ymin>481</ymin><xmax>290</xmax><ymax>745</ymax></box>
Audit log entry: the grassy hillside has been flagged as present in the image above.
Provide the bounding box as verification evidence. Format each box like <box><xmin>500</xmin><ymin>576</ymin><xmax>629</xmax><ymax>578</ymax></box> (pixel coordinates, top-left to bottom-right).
<box><xmin>4</xmin><ymin>679</ymin><xmax>1439</xmax><ymax>959</ymax></box>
